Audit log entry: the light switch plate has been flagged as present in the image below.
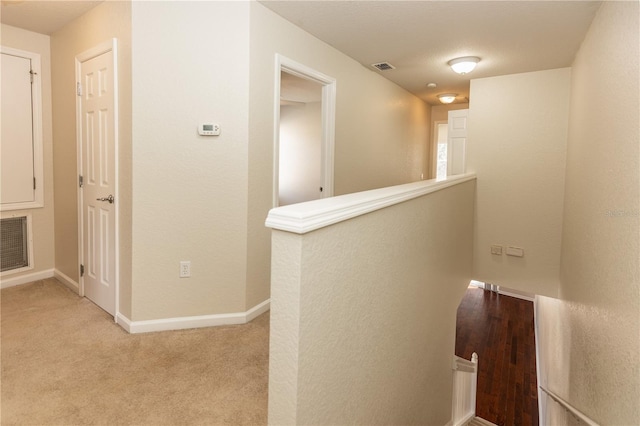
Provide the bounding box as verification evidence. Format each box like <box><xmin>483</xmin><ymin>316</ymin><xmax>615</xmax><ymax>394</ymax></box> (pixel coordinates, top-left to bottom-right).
<box><xmin>506</xmin><ymin>246</ymin><xmax>524</xmax><ymax>257</ymax></box>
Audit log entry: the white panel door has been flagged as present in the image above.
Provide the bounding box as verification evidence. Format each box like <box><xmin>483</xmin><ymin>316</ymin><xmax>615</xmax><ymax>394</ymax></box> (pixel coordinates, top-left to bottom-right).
<box><xmin>79</xmin><ymin>49</ymin><xmax>116</xmax><ymax>316</ymax></box>
<box><xmin>447</xmin><ymin>109</ymin><xmax>469</xmax><ymax>176</ymax></box>
<box><xmin>1</xmin><ymin>53</ymin><xmax>35</xmax><ymax>204</ymax></box>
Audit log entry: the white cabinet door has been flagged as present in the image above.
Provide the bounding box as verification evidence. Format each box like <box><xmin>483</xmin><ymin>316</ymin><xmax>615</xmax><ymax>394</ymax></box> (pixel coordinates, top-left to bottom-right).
<box><xmin>1</xmin><ymin>53</ymin><xmax>35</xmax><ymax>205</ymax></box>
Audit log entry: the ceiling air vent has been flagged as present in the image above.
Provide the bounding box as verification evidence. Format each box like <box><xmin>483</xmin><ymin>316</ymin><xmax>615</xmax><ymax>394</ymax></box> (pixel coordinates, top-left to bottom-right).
<box><xmin>371</xmin><ymin>62</ymin><xmax>395</xmax><ymax>71</ymax></box>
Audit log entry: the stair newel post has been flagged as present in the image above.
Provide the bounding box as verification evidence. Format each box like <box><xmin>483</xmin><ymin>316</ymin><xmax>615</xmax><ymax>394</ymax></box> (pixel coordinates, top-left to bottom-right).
<box><xmin>471</xmin><ymin>352</ymin><xmax>479</xmax><ymax>418</ymax></box>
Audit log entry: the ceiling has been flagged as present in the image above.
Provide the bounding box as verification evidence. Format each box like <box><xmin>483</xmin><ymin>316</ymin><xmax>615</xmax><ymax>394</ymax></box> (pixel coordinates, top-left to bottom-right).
<box><xmin>1</xmin><ymin>1</ymin><xmax>103</xmax><ymax>35</ymax></box>
<box><xmin>259</xmin><ymin>0</ymin><xmax>601</xmax><ymax>105</ymax></box>
<box><xmin>1</xmin><ymin>0</ymin><xmax>601</xmax><ymax>105</ymax></box>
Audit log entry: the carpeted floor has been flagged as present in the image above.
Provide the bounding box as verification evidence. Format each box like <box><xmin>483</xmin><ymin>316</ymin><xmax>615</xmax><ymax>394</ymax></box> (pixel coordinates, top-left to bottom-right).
<box><xmin>0</xmin><ymin>278</ymin><xmax>269</xmax><ymax>425</ymax></box>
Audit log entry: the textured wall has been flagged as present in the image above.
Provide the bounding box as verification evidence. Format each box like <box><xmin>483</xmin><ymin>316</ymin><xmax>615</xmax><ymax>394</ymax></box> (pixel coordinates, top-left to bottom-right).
<box><xmin>467</xmin><ymin>68</ymin><xmax>571</xmax><ymax>297</ymax></box>
<box><xmin>536</xmin><ymin>1</ymin><xmax>639</xmax><ymax>423</ymax></box>
<box><xmin>247</xmin><ymin>1</ymin><xmax>431</xmax><ymax>310</ymax></box>
<box><xmin>130</xmin><ymin>1</ymin><xmax>250</xmax><ymax>320</ymax></box>
<box><xmin>269</xmin><ymin>180</ymin><xmax>475</xmax><ymax>425</ymax></box>
<box><xmin>0</xmin><ymin>25</ymin><xmax>55</xmax><ymax>281</ymax></box>
<box><xmin>50</xmin><ymin>1</ymin><xmax>132</xmax><ymax>316</ymax></box>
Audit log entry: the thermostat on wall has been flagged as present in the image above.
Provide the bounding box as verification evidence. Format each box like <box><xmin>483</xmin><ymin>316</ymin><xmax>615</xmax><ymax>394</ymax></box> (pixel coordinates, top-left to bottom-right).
<box><xmin>198</xmin><ymin>123</ymin><xmax>220</xmax><ymax>136</ymax></box>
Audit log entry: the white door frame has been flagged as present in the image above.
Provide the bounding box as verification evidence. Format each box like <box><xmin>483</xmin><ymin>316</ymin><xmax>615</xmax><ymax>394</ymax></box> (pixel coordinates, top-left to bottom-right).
<box><xmin>75</xmin><ymin>38</ymin><xmax>119</xmax><ymax>319</ymax></box>
<box><xmin>273</xmin><ymin>54</ymin><xmax>336</xmax><ymax>207</ymax></box>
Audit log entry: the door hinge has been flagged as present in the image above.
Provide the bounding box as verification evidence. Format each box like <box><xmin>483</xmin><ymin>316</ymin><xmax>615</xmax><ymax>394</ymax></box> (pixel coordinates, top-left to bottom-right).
<box><xmin>80</xmin><ymin>264</ymin><xmax>85</xmax><ymax>277</ymax></box>
<box><xmin>79</xmin><ymin>175</ymin><xmax>84</xmax><ymax>188</ymax></box>
<box><xmin>33</xmin><ymin>177</ymin><xmax>36</xmax><ymax>190</ymax></box>
<box><xmin>29</xmin><ymin>69</ymin><xmax>37</xmax><ymax>84</ymax></box>
<box><xmin>77</xmin><ymin>82</ymin><xmax>82</xmax><ymax>96</ymax></box>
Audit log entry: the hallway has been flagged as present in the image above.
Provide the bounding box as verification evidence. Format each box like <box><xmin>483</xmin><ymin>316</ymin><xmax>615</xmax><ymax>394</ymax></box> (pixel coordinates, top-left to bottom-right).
<box><xmin>455</xmin><ymin>286</ymin><xmax>538</xmax><ymax>426</ymax></box>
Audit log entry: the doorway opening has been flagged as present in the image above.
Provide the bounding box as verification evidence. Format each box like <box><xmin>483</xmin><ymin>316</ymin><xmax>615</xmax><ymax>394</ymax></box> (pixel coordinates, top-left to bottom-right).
<box><xmin>433</xmin><ymin>121</ymin><xmax>448</xmax><ymax>180</ymax></box>
<box><xmin>274</xmin><ymin>55</ymin><xmax>336</xmax><ymax>207</ymax></box>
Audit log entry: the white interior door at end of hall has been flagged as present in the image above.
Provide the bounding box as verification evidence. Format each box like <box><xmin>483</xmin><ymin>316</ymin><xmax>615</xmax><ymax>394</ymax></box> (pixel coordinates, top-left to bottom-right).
<box><xmin>80</xmin><ymin>50</ymin><xmax>116</xmax><ymax>316</ymax></box>
<box><xmin>447</xmin><ymin>109</ymin><xmax>469</xmax><ymax>176</ymax></box>
<box><xmin>1</xmin><ymin>53</ymin><xmax>35</xmax><ymax>204</ymax></box>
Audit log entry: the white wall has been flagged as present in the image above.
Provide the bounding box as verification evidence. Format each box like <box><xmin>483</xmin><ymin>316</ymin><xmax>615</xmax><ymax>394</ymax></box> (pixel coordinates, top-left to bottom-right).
<box><xmin>247</xmin><ymin>1</ymin><xmax>431</xmax><ymax>309</ymax></box>
<box><xmin>130</xmin><ymin>1</ymin><xmax>250</xmax><ymax>320</ymax></box>
<box><xmin>279</xmin><ymin>102</ymin><xmax>322</xmax><ymax>206</ymax></box>
<box><xmin>467</xmin><ymin>68</ymin><xmax>571</xmax><ymax>297</ymax></box>
<box><xmin>268</xmin><ymin>178</ymin><xmax>475</xmax><ymax>425</ymax></box>
<box><xmin>0</xmin><ymin>25</ymin><xmax>55</xmax><ymax>285</ymax></box>
<box><xmin>536</xmin><ymin>1</ymin><xmax>639</xmax><ymax>423</ymax></box>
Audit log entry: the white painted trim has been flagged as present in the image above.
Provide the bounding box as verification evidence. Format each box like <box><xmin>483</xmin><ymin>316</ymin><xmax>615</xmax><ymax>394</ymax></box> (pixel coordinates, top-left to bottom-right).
<box><xmin>273</xmin><ymin>54</ymin><xmax>336</xmax><ymax>207</ymax></box>
<box><xmin>266</xmin><ymin>173</ymin><xmax>476</xmax><ymax>234</ymax></box>
<box><xmin>75</xmin><ymin>39</ymin><xmax>119</xmax><ymax>318</ymax></box>
<box><xmin>453</xmin><ymin>412</ymin><xmax>475</xmax><ymax>426</ymax></box>
<box><xmin>0</xmin><ymin>268</ymin><xmax>54</xmax><ymax>289</ymax></box>
<box><xmin>246</xmin><ymin>298</ymin><xmax>271</xmax><ymax>321</ymax></box>
<box><xmin>497</xmin><ymin>288</ymin><xmax>535</xmax><ymax>302</ymax></box>
<box><xmin>116</xmin><ymin>299</ymin><xmax>271</xmax><ymax>334</ymax></box>
<box><xmin>534</xmin><ymin>296</ymin><xmax>544</xmax><ymax>424</ymax></box>
<box><xmin>54</xmin><ymin>269</ymin><xmax>79</xmax><ymax>293</ymax></box>
<box><xmin>469</xmin><ymin>280</ymin><xmax>535</xmax><ymax>302</ymax></box>
<box><xmin>0</xmin><ymin>46</ymin><xmax>44</xmax><ymax>211</ymax></box>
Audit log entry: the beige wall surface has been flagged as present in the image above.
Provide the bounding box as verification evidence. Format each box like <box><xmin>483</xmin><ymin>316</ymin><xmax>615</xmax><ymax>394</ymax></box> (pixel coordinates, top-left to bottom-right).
<box><xmin>537</xmin><ymin>1</ymin><xmax>639</xmax><ymax>423</ymax></box>
<box><xmin>130</xmin><ymin>1</ymin><xmax>250</xmax><ymax>320</ymax></box>
<box><xmin>247</xmin><ymin>1</ymin><xmax>430</xmax><ymax>309</ymax></box>
<box><xmin>467</xmin><ymin>68</ymin><xmax>571</xmax><ymax>297</ymax></box>
<box><xmin>268</xmin><ymin>180</ymin><xmax>475</xmax><ymax>425</ymax></box>
<box><xmin>279</xmin><ymin>102</ymin><xmax>322</xmax><ymax>206</ymax></box>
<box><xmin>1</xmin><ymin>25</ymin><xmax>55</xmax><ymax>280</ymax></box>
<box><xmin>51</xmin><ymin>1</ymin><xmax>132</xmax><ymax>315</ymax></box>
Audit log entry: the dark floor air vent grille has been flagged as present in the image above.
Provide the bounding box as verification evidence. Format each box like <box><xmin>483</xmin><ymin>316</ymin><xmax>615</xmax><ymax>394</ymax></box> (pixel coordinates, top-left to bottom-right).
<box><xmin>1</xmin><ymin>216</ymin><xmax>29</xmax><ymax>272</ymax></box>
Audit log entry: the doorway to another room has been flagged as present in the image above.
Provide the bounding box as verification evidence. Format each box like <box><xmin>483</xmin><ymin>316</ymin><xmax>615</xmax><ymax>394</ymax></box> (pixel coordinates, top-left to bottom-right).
<box><xmin>274</xmin><ymin>56</ymin><xmax>336</xmax><ymax>207</ymax></box>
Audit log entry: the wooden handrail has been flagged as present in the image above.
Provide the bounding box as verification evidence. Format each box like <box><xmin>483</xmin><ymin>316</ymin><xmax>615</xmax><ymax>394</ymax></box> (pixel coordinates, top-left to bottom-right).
<box><xmin>539</xmin><ymin>386</ymin><xmax>600</xmax><ymax>426</ymax></box>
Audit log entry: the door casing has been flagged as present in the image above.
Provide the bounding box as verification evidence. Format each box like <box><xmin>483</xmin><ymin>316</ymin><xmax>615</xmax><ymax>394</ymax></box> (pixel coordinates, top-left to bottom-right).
<box><xmin>273</xmin><ymin>54</ymin><xmax>336</xmax><ymax>207</ymax></box>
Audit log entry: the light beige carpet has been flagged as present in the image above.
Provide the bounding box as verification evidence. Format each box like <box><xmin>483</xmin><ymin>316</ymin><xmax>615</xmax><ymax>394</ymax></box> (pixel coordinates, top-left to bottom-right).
<box><xmin>1</xmin><ymin>278</ymin><xmax>269</xmax><ymax>425</ymax></box>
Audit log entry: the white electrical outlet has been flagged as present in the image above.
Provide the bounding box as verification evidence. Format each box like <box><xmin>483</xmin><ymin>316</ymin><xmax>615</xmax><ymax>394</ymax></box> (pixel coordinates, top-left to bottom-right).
<box><xmin>180</xmin><ymin>261</ymin><xmax>191</xmax><ymax>278</ymax></box>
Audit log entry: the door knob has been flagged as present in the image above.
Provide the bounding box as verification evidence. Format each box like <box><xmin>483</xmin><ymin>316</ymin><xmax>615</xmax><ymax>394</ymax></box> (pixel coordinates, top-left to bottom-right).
<box><xmin>96</xmin><ymin>194</ymin><xmax>114</xmax><ymax>204</ymax></box>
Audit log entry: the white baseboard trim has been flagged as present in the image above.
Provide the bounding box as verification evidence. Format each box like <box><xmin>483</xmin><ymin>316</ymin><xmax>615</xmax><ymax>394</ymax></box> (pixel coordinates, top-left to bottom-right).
<box><xmin>116</xmin><ymin>299</ymin><xmax>271</xmax><ymax>334</ymax></box>
<box><xmin>534</xmin><ymin>296</ymin><xmax>544</xmax><ymax>423</ymax></box>
<box><xmin>469</xmin><ymin>280</ymin><xmax>535</xmax><ymax>302</ymax></box>
<box><xmin>498</xmin><ymin>289</ymin><xmax>535</xmax><ymax>302</ymax></box>
<box><xmin>54</xmin><ymin>269</ymin><xmax>79</xmax><ymax>293</ymax></box>
<box><xmin>0</xmin><ymin>268</ymin><xmax>54</xmax><ymax>289</ymax></box>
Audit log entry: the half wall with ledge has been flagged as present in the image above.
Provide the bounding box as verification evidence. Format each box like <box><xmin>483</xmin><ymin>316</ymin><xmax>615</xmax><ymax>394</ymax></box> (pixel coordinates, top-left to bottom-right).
<box><xmin>265</xmin><ymin>173</ymin><xmax>477</xmax><ymax>425</ymax></box>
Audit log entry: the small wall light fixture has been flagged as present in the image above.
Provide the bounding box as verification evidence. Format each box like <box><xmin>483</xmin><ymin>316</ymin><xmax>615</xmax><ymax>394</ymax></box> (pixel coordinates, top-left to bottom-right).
<box><xmin>438</xmin><ymin>94</ymin><xmax>457</xmax><ymax>104</ymax></box>
<box><xmin>448</xmin><ymin>56</ymin><xmax>480</xmax><ymax>74</ymax></box>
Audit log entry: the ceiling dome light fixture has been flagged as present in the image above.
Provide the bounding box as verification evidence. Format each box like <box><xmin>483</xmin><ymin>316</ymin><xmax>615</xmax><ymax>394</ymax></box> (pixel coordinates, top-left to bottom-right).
<box><xmin>448</xmin><ymin>56</ymin><xmax>480</xmax><ymax>74</ymax></box>
<box><xmin>438</xmin><ymin>94</ymin><xmax>457</xmax><ymax>104</ymax></box>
